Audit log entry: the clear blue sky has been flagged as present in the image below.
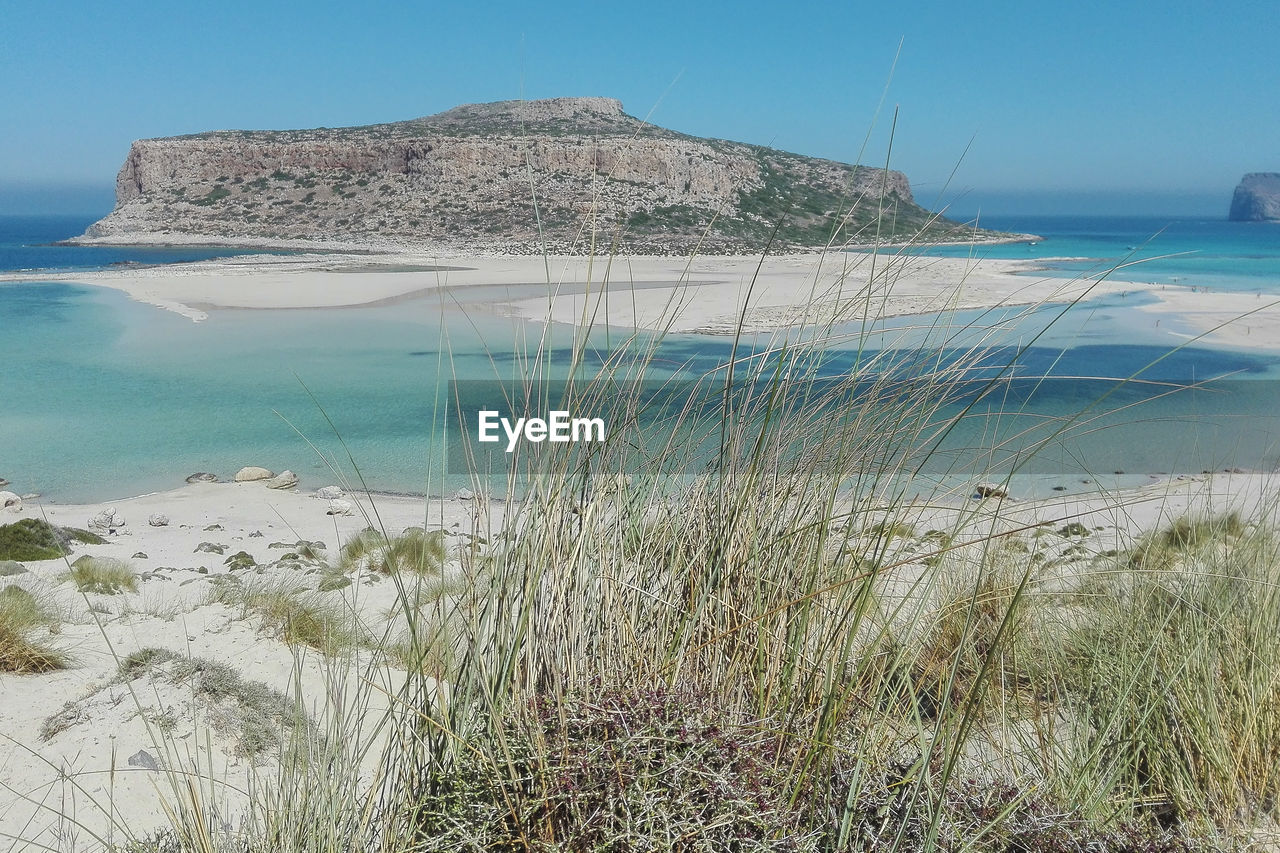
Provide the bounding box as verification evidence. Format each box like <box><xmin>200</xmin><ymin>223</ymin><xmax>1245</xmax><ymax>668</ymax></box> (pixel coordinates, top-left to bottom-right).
<box><xmin>2</xmin><ymin>0</ymin><xmax>1276</xmax><ymax>216</ymax></box>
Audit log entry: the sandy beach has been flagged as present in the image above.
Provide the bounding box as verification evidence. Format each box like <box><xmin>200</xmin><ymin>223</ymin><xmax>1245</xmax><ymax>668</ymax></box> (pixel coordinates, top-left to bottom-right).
<box><xmin>7</xmin><ymin>248</ymin><xmax>1278</xmax><ymax>351</ymax></box>
<box><xmin>1</xmin><ymin>468</ymin><xmax>1275</xmax><ymax>846</ymax></box>
<box><xmin>0</xmin><ymin>479</ymin><xmax>499</xmax><ymax>849</ymax></box>
<box><xmin>5</xmin><ymin>247</ymin><xmax>1274</xmax><ymax>350</ymax></box>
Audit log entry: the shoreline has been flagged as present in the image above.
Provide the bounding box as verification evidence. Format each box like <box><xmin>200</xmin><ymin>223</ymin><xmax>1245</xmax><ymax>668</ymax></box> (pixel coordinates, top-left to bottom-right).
<box><xmin>58</xmin><ymin>229</ymin><xmax>1045</xmax><ymax>254</ymax></box>
<box><xmin>4</xmin><ymin>243</ymin><xmax>1279</xmax><ymax>348</ymax></box>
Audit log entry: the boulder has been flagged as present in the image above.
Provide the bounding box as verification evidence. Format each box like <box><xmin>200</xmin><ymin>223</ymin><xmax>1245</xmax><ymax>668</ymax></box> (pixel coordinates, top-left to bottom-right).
<box><xmin>264</xmin><ymin>470</ymin><xmax>299</xmax><ymax>490</ymax></box>
<box><xmin>454</xmin><ymin>488</ymin><xmax>476</xmax><ymax>501</ymax></box>
<box><xmin>194</xmin><ymin>542</ymin><xmax>226</xmax><ymax>555</ymax></box>
<box><xmin>0</xmin><ymin>491</ymin><xmax>22</xmax><ymax>513</ymax></box>
<box><xmin>185</xmin><ymin>472</ymin><xmax>219</xmax><ymax>484</ymax></box>
<box><xmin>0</xmin><ymin>477</ymin><xmax>8</xmax><ymax>487</ymax></box>
<box><xmin>234</xmin><ymin>466</ymin><xmax>274</xmax><ymax>482</ymax></box>
<box><xmin>88</xmin><ymin>507</ymin><xmax>126</xmax><ymax>533</ymax></box>
<box><xmin>148</xmin><ymin>513</ymin><xmax>169</xmax><ymax>527</ymax></box>
<box><xmin>325</xmin><ymin>499</ymin><xmax>354</xmax><ymax>516</ymax></box>
<box><xmin>315</xmin><ymin>485</ymin><xmax>345</xmax><ymax>500</ymax></box>
<box><xmin>974</xmin><ymin>483</ymin><xmax>1010</xmax><ymax>500</ymax></box>
<box><xmin>224</xmin><ymin>551</ymin><xmax>257</xmax><ymax>571</ymax></box>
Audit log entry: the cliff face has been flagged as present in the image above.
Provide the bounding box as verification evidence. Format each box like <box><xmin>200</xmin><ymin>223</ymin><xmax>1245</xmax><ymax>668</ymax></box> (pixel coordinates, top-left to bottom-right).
<box><xmin>1229</xmin><ymin>173</ymin><xmax>1280</xmax><ymax>222</ymax></box>
<box><xmin>84</xmin><ymin>97</ymin><xmax>962</xmax><ymax>251</ymax></box>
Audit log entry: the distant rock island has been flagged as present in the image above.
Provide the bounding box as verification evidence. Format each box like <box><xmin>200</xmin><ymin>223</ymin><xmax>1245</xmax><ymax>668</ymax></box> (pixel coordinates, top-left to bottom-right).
<box><xmin>78</xmin><ymin>97</ymin><xmax>998</xmax><ymax>253</ymax></box>
<box><xmin>1229</xmin><ymin>173</ymin><xmax>1280</xmax><ymax>222</ymax></box>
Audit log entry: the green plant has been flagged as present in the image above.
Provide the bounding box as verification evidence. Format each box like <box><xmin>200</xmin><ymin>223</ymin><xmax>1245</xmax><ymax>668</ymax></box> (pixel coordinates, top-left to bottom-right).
<box><xmin>192</xmin><ymin>186</ymin><xmax>231</xmax><ymax>206</ymax></box>
<box><xmin>0</xmin><ymin>518</ymin><xmax>71</xmax><ymax>561</ymax></box>
<box><xmin>207</xmin><ymin>578</ymin><xmax>364</xmax><ymax>655</ymax></box>
<box><xmin>114</xmin><ymin>647</ymin><xmax>315</xmax><ymax>758</ymax></box>
<box><xmin>1129</xmin><ymin>512</ymin><xmax>1247</xmax><ymax>568</ymax></box>
<box><xmin>66</xmin><ymin>555</ymin><xmax>137</xmax><ymax>594</ymax></box>
<box><xmin>1051</xmin><ymin>520</ymin><xmax>1280</xmax><ymax>827</ymax></box>
<box><xmin>0</xmin><ymin>584</ymin><xmax>66</xmax><ymax>672</ymax></box>
<box><xmin>873</xmin><ymin>555</ymin><xmax>1035</xmax><ymax>722</ymax></box>
<box><xmin>339</xmin><ymin>526</ymin><xmax>446</xmax><ymax>576</ymax></box>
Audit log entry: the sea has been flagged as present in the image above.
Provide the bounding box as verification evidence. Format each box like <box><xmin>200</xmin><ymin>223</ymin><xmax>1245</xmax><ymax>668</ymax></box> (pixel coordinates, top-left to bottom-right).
<box><xmin>2</xmin><ymin>213</ymin><xmax>1279</xmax><ymax>504</ymax></box>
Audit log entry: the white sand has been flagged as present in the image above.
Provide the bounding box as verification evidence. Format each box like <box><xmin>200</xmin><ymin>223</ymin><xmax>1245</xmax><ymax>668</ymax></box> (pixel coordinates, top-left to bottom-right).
<box><xmin>9</xmin><ymin>248</ymin><xmax>1277</xmax><ymax>350</ymax></box>
<box><xmin>0</xmin><ymin>481</ymin><xmax>499</xmax><ymax>849</ymax></box>
<box><xmin>2</xmin><ymin>471</ymin><xmax>1277</xmax><ymax>847</ymax></box>
<box><xmin>1137</xmin><ymin>285</ymin><xmax>1280</xmax><ymax>351</ymax></box>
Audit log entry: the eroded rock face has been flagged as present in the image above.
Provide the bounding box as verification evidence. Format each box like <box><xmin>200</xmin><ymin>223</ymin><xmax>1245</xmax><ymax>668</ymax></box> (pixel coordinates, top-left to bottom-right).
<box><xmin>1229</xmin><ymin>173</ymin><xmax>1280</xmax><ymax>222</ymax></box>
<box><xmin>78</xmin><ymin>97</ymin><xmax>956</xmax><ymax>252</ymax></box>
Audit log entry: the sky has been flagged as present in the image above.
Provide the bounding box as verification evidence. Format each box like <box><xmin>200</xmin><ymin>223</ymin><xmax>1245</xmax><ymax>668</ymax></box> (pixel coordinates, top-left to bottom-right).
<box><xmin>1</xmin><ymin>0</ymin><xmax>1276</xmax><ymax>216</ymax></box>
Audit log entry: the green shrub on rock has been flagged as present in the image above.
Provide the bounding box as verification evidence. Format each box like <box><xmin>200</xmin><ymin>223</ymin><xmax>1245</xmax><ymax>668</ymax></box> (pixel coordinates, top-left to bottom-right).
<box><xmin>0</xmin><ymin>519</ymin><xmax>70</xmax><ymax>561</ymax></box>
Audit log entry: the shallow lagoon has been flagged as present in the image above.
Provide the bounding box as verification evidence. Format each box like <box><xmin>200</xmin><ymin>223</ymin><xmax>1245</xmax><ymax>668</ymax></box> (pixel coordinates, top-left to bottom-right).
<box><xmin>3</xmin><ymin>278</ymin><xmax>1278</xmax><ymax>503</ymax></box>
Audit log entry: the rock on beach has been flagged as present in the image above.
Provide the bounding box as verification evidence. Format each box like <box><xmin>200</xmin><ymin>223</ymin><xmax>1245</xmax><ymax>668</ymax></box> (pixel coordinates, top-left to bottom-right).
<box><xmin>88</xmin><ymin>507</ymin><xmax>127</xmax><ymax>532</ymax></box>
<box><xmin>264</xmin><ymin>470</ymin><xmax>299</xmax><ymax>490</ymax></box>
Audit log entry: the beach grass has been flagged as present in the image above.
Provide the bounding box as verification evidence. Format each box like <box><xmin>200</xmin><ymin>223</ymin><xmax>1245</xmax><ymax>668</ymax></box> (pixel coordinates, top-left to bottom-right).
<box><xmin>1048</xmin><ymin>513</ymin><xmax>1280</xmax><ymax>828</ymax></box>
<box><xmin>113</xmin><ymin>647</ymin><xmax>315</xmax><ymax>759</ymax></box>
<box><xmin>0</xmin><ymin>518</ymin><xmax>72</xmax><ymax>562</ymax></box>
<box><xmin>0</xmin><ymin>583</ymin><xmax>67</xmax><ymax>673</ymax></box>
<box><xmin>143</xmin><ymin>259</ymin><xmax>1259</xmax><ymax>850</ymax></box>
<box><xmin>338</xmin><ymin>526</ymin><xmax>447</xmax><ymax>576</ymax></box>
<box><xmin>66</xmin><ymin>555</ymin><xmax>138</xmax><ymax>594</ymax></box>
<box><xmin>207</xmin><ymin>577</ymin><xmax>365</xmax><ymax>656</ymax></box>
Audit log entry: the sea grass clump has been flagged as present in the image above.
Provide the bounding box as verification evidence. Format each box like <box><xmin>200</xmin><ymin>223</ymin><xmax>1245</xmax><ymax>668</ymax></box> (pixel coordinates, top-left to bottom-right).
<box><xmin>113</xmin><ymin>647</ymin><xmax>315</xmax><ymax>758</ymax></box>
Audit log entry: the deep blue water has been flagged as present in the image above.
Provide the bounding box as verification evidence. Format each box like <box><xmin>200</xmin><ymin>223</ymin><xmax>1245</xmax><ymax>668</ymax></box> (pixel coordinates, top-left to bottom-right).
<box><xmin>2</xmin><ymin>214</ymin><xmax>1279</xmax><ymax>502</ymax></box>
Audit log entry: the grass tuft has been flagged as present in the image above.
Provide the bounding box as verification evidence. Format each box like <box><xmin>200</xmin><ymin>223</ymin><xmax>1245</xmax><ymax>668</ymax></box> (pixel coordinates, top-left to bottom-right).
<box><xmin>207</xmin><ymin>578</ymin><xmax>364</xmax><ymax>655</ymax></box>
<box><xmin>339</xmin><ymin>526</ymin><xmax>446</xmax><ymax>575</ymax></box>
<box><xmin>1056</xmin><ymin>521</ymin><xmax>1280</xmax><ymax>827</ymax></box>
<box><xmin>66</xmin><ymin>555</ymin><xmax>138</xmax><ymax>594</ymax></box>
<box><xmin>0</xmin><ymin>584</ymin><xmax>66</xmax><ymax>672</ymax></box>
<box><xmin>1130</xmin><ymin>512</ymin><xmax>1248</xmax><ymax>568</ymax></box>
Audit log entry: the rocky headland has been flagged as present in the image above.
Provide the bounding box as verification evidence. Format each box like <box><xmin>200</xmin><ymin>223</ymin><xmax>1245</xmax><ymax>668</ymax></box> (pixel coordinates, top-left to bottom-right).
<box><xmin>77</xmin><ymin>97</ymin><xmax>998</xmax><ymax>253</ymax></box>
<box><xmin>1228</xmin><ymin>172</ymin><xmax>1280</xmax><ymax>222</ymax></box>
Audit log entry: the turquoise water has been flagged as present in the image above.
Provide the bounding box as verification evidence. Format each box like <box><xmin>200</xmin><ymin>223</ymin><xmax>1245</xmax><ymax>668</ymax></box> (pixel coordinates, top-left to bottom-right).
<box><xmin>913</xmin><ymin>215</ymin><xmax>1280</xmax><ymax>292</ymax></box>
<box><xmin>2</xmin><ymin>214</ymin><xmax>1279</xmax><ymax>503</ymax></box>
